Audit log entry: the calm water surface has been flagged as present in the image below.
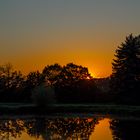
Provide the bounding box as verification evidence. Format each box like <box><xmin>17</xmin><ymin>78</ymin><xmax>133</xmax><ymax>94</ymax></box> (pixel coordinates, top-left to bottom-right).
<box><xmin>0</xmin><ymin>115</ymin><xmax>139</xmax><ymax>140</ymax></box>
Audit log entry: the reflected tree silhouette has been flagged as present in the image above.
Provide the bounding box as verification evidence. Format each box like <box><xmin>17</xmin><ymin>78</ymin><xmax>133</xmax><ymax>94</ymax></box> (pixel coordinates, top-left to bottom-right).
<box><xmin>110</xmin><ymin>119</ymin><xmax>140</xmax><ymax>140</ymax></box>
<box><xmin>26</xmin><ymin>118</ymin><xmax>46</xmax><ymax>139</ymax></box>
<box><xmin>42</xmin><ymin>117</ymin><xmax>99</xmax><ymax>140</ymax></box>
<box><xmin>0</xmin><ymin>119</ymin><xmax>25</xmax><ymax>140</ymax></box>
<box><xmin>0</xmin><ymin>117</ymin><xmax>100</xmax><ymax>140</ymax></box>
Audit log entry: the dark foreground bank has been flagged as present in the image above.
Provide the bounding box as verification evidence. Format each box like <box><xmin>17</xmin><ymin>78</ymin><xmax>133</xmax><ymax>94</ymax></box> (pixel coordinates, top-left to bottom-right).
<box><xmin>0</xmin><ymin>104</ymin><xmax>140</xmax><ymax>117</ymax></box>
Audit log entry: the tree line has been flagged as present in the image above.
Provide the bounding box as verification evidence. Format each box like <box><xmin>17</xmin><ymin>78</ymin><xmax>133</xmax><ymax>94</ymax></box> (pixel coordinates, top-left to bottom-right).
<box><xmin>0</xmin><ymin>34</ymin><xmax>140</xmax><ymax>105</ymax></box>
<box><xmin>0</xmin><ymin>63</ymin><xmax>104</xmax><ymax>103</ymax></box>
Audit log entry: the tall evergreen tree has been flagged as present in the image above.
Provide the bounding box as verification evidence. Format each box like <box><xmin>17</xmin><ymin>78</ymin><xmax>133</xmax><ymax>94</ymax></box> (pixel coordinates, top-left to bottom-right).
<box><xmin>111</xmin><ymin>34</ymin><xmax>140</xmax><ymax>104</ymax></box>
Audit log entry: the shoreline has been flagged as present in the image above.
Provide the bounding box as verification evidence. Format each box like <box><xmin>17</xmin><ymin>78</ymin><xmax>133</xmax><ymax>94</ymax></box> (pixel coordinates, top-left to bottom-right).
<box><xmin>0</xmin><ymin>104</ymin><xmax>140</xmax><ymax>117</ymax></box>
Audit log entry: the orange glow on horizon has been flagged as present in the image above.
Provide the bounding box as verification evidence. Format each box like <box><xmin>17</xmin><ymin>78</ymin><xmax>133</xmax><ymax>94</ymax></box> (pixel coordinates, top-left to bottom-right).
<box><xmin>1</xmin><ymin>0</ymin><xmax>140</xmax><ymax>79</ymax></box>
<box><xmin>1</xmin><ymin>36</ymin><xmax>114</xmax><ymax>78</ymax></box>
<box><xmin>0</xmin><ymin>23</ymin><xmax>115</xmax><ymax>78</ymax></box>
<box><xmin>9</xmin><ymin>56</ymin><xmax>112</xmax><ymax>78</ymax></box>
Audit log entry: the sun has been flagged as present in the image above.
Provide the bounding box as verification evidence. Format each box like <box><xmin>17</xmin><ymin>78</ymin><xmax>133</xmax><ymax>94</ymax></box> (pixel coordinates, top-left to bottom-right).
<box><xmin>89</xmin><ymin>71</ymin><xmax>101</xmax><ymax>78</ymax></box>
<box><xmin>86</xmin><ymin>72</ymin><xmax>97</xmax><ymax>79</ymax></box>
<box><xmin>86</xmin><ymin>76</ymin><xmax>91</xmax><ymax>80</ymax></box>
<box><xmin>90</xmin><ymin>72</ymin><xmax>96</xmax><ymax>78</ymax></box>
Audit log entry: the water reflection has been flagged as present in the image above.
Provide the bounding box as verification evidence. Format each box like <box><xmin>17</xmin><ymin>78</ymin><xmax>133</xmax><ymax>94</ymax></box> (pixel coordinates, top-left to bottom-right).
<box><xmin>91</xmin><ymin>118</ymin><xmax>113</xmax><ymax>140</ymax></box>
<box><xmin>110</xmin><ymin>119</ymin><xmax>140</xmax><ymax>140</ymax></box>
<box><xmin>0</xmin><ymin>115</ymin><xmax>140</xmax><ymax>140</ymax></box>
<box><xmin>0</xmin><ymin>116</ymin><xmax>99</xmax><ymax>140</ymax></box>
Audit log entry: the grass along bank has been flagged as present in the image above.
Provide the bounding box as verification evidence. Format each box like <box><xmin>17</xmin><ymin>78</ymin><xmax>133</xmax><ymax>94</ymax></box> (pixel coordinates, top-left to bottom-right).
<box><xmin>0</xmin><ymin>103</ymin><xmax>140</xmax><ymax>116</ymax></box>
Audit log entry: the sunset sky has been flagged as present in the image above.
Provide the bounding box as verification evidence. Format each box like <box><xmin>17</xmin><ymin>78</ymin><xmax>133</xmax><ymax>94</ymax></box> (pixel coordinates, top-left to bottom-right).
<box><xmin>0</xmin><ymin>0</ymin><xmax>140</xmax><ymax>77</ymax></box>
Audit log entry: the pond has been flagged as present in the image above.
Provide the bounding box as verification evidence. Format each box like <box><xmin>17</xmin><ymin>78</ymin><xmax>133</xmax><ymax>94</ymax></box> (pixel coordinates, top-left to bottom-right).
<box><xmin>0</xmin><ymin>114</ymin><xmax>140</xmax><ymax>140</ymax></box>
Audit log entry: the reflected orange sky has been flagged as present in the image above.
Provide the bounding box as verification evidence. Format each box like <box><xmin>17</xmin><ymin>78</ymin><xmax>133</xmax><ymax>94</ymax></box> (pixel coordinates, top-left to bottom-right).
<box><xmin>90</xmin><ymin>118</ymin><xmax>113</xmax><ymax>140</ymax></box>
<box><xmin>5</xmin><ymin>118</ymin><xmax>113</xmax><ymax>140</ymax></box>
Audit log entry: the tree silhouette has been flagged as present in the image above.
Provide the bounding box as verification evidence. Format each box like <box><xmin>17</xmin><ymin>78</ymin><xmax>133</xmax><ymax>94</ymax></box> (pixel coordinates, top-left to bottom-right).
<box><xmin>43</xmin><ymin>63</ymin><xmax>91</xmax><ymax>87</ymax></box>
<box><xmin>42</xmin><ymin>63</ymin><xmax>99</xmax><ymax>103</ymax></box>
<box><xmin>42</xmin><ymin>63</ymin><xmax>62</xmax><ymax>85</ymax></box>
<box><xmin>0</xmin><ymin>62</ymin><xmax>100</xmax><ymax>103</ymax></box>
<box><xmin>55</xmin><ymin>63</ymin><xmax>95</xmax><ymax>103</ymax></box>
<box><xmin>0</xmin><ymin>63</ymin><xmax>25</xmax><ymax>102</ymax></box>
<box><xmin>111</xmin><ymin>34</ymin><xmax>140</xmax><ymax>104</ymax></box>
<box><xmin>23</xmin><ymin>71</ymin><xmax>44</xmax><ymax>102</ymax></box>
<box><xmin>26</xmin><ymin>71</ymin><xmax>44</xmax><ymax>87</ymax></box>
<box><xmin>59</xmin><ymin>63</ymin><xmax>91</xmax><ymax>84</ymax></box>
